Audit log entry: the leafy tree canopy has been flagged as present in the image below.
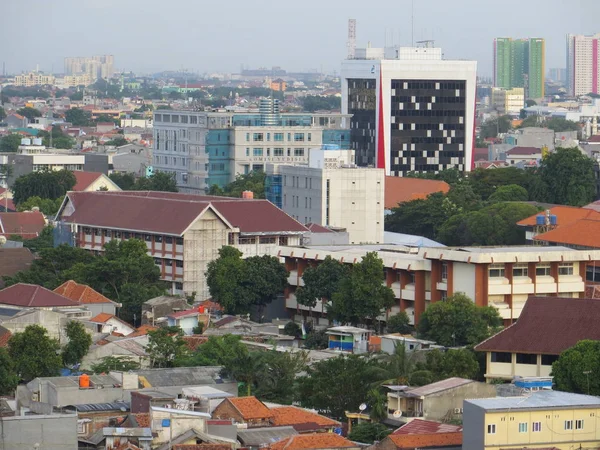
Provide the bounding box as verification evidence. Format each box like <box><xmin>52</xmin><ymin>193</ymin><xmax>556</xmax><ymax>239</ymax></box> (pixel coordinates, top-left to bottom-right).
<box><xmin>296</xmin><ymin>255</ymin><xmax>350</xmax><ymax>310</ymax></box>
<box><xmin>488</xmin><ymin>184</ymin><xmax>529</xmax><ymax>202</ymax></box>
<box><xmin>17</xmin><ymin>107</ymin><xmax>42</xmax><ymax>120</ymax></box>
<box><xmin>207</xmin><ymin>171</ymin><xmax>266</xmax><ymax>199</ymax></box>
<box><xmin>348</xmin><ymin>422</ymin><xmax>391</xmax><ymax>444</ymax></box>
<box><xmin>11</xmin><ymin>169</ymin><xmax>76</xmax><ymax>205</ymax></box>
<box><xmin>91</xmin><ymin>356</ymin><xmax>141</xmax><ymax>373</ymax></box>
<box><xmin>147</xmin><ymin>327</ymin><xmax>188</xmax><ymax>368</ymax></box>
<box><xmin>552</xmin><ymin>340</ymin><xmax>600</xmax><ymax>395</ymax></box>
<box><xmin>386</xmin><ymin>311</ymin><xmax>412</xmax><ymax>334</ymax></box>
<box><xmin>17</xmin><ymin>196</ymin><xmax>64</xmax><ymax>215</ymax></box>
<box><xmin>64</xmin><ymin>108</ymin><xmax>92</xmax><ymax>126</ymax></box>
<box><xmin>0</xmin><ymin>134</ymin><xmax>23</xmax><ymax>153</ymax></box>
<box><xmin>134</xmin><ymin>171</ymin><xmax>178</xmax><ymax>192</ymax></box>
<box><xmin>8</xmin><ymin>325</ymin><xmax>62</xmax><ymax>382</ymax></box>
<box><xmin>0</xmin><ymin>348</ymin><xmax>19</xmax><ymax>395</ymax></box>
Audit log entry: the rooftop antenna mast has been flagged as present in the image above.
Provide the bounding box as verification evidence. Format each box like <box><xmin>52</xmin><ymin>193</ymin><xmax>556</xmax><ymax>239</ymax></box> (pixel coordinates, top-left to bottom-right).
<box><xmin>347</xmin><ymin>19</ymin><xmax>356</xmax><ymax>59</ymax></box>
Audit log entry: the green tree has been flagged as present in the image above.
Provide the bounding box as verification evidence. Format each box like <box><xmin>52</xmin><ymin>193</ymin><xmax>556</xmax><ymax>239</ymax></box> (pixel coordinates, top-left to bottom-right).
<box><xmin>488</xmin><ymin>184</ymin><xmax>529</xmax><ymax>202</ymax></box>
<box><xmin>446</xmin><ymin>183</ymin><xmax>482</xmax><ymax>212</ymax></box>
<box><xmin>420</xmin><ymin>348</ymin><xmax>480</xmax><ymax>380</ymax></box>
<box><xmin>480</xmin><ymin>115</ymin><xmax>512</xmax><ymax>139</ymax></box>
<box><xmin>386</xmin><ymin>311</ymin><xmax>412</xmax><ymax>334</ymax></box>
<box><xmin>296</xmin><ymin>256</ymin><xmax>350</xmax><ymax>314</ymax></box>
<box><xmin>62</xmin><ymin>320</ymin><xmax>92</xmax><ymax>366</ymax></box>
<box><xmin>206</xmin><ymin>246</ymin><xmax>249</xmax><ymax>314</ymax></box>
<box><xmin>539</xmin><ymin>147</ymin><xmax>596</xmax><ymax>206</ymax></box>
<box><xmin>348</xmin><ymin>422</ymin><xmax>391</xmax><ymax>444</ymax></box>
<box><xmin>64</xmin><ymin>108</ymin><xmax>92</xmax><ymax>126</ymax></box>
<box><xmin>366</xmin><ymin>388</ymin><xmax>388</xmax><ymax>422</ymax></box>
<box><xmin>253</xmin><ymin>350</ymin><xmax>308</xmax><ymax>404</ymax></box>
<box><xmin>0</xmin><ymin>348</ymin><xmax>19</xmax><ymax>395</ymax></box>
<box><xmin>303</xmin><ymin>329</ymin><xmax>329</xmax><ymax>350</ymax></box>
<box><xmin>11</xmin><ymin>169</ymin><xmax>76</xmax><ymax>206</ymax></box>
<box><xmin>8</xmin><ymin>325</ymin><xmax>62</xmax><ymax>382</ymax></box>
<box><xmin>525</xmin><ymin>99</ymin><xmax>537</xmax><ymax>107</ymax></box>
<box><xmin>328</xmin><ymin>252</ymin><xmax>395</xmax><ymax>326</ymax></box>
<box><xmin>301</xmin><ymin>96</ymin><xmax>341</xmax><ymax>112</ymax></box>
<box><xmin>135</xmin><ymin>171</ymin><xmax>178</xmax><ymax>192</ymax></box>
<box><xmin>297</xmin><ymin>355</ymin><xmax>383</xmax><ymax>420</ymax></box>
<box><xmin>147</xmin><ymin>327</ymin><xmax>188</xmax><ymax>368</ymax></box>
<box><xmin>385</xmin><ymin>192</ymin><xmax>447</xmax><ymax>239</ymax></box>
<box><xmin>105</xmin><ymin>136</ymin><xmax>128</xmax><ymax>147</ymax></box>
<box><xmin>9</xmin><ymin>225</ymin><xmax>55</xmax><ymax>254</ymax></box>
<box><xmin>552</xmin><ymin>340</ymin><xmax>600</xmax><ymax>395</ymax></box>
<box><xmin>91</xmin><ymin>356</ymin><xmax>141</xmax><ymax>373</ymax></box>
<box><xmin>109</xmin><ymin>172</ymin><xmax>137</xmax><ymax>190</ymax></box>
<box><xmin>17</xmin><ymin>196</ymin><xmax>64</xmax><ymax>215</ymax></box>
<box><xmin>244</xmin><ymin>255</ymin><xmax>288</xmax><ymax>320</ymax></box>
<box><xmin>207</xmin><ymin>171</ymin><xmax>266</xmax><ymax>199</ymax></box>
<box><xmin>283</xmin><ymin>321</ymin><xmax>302</xmax><ymax>338</ymax></box>
<box><xmin>417</xmin><ymin>293</ymin><xmax>502</xmax><ymax>347</ymax></box>
<box><xmin>16</xmin><ymin>107</ymin><xmax>42</xmax><ymax>120</ymax></box>
<box><xmin>545</xmin><ymin>117</ymin><xmax>580</xmax><ymax>132</ymax></box>
<box><xmin>377</xmin><ymin>342</ymin><xmax>417</xmax><ymax>386</ymax></box>
<box><xmin>0</xmin><ymin>134</ymin><xmax>23</xmax><ymax>152</ymax></box>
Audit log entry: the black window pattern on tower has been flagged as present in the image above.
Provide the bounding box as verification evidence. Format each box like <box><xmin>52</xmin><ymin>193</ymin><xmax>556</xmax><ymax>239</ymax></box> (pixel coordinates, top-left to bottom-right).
<box><xmin>347</xmin><ymin>79</ymin><xmax>376</xmax><ymax>166</ymax></box>
<box><xmin>390</xmin><ymin>80</ymin><xmax>467</xmax><ymax>175</ymax></box>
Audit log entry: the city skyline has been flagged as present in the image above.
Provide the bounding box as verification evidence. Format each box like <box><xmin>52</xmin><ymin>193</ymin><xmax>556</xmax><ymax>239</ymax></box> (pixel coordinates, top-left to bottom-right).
<box><xmin>2</xmin><ymin>0</ymin><xmax>599</xmax><ymax>77</ymax></box>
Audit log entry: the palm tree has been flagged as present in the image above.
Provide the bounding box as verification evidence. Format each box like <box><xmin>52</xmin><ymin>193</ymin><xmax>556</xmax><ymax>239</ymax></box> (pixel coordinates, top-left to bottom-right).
<box><xmin>375</xmin><ymin>342</ymin><xmax>417</xmax><ymax>386</ymax></box>
<box><xmin>367</xmin><ymin>388</ymin><xmax>388</xmax><ymax>422</ymax></box>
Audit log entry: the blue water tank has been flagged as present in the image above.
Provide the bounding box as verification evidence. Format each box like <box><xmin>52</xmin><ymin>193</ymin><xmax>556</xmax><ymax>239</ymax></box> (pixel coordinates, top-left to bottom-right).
<box><xmin>536</xmin><ymin>215</ymin><xmax>545</xmax><ymax>225</ymax></box>
<box><xmin>550</xmin><ymin>215</ymin><xmax>557</xmax><ymax>225</ymax></box>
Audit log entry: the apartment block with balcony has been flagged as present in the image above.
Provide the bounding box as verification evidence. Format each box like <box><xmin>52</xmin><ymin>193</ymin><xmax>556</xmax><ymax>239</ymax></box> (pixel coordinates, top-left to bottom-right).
<box><xmin>276</xmin><ymin>245</ymin><xmax>600</xmax><ymax>326</ymax></box>
<box><xmin>55</xmin><ymin>191</ymin><xmax>307</xmax><ymax>300</ymax></box>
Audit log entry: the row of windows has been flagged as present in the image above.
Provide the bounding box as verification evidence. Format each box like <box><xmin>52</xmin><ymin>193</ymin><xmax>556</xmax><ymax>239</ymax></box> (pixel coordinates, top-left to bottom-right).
<box><xmin>81</xmin><ymin>228</ymin><xmax>183</xmax><ymax>245</ymax></box>
<box><xmin>391</xmin><ymin>81</ymin><xmax>466</xmax><ymax>90</ymax></box>
<box><xmin>154</xmin><ymin>258</ymin><xmax>184</xmax><ymax>267</ymax></box>
<box><xmin>392</xmin><ymin>110</ymin><xmax>466</xmax><ymax>117</ymax></box>
<box><xmin>488</xmin><ymin>419</ymin><xmax>584</xmax><ymax>435</ymax></box>
<box><xmin>491</xmin><ymin>352</ymin><xmax>558</xmax><ymax>365</ymax></box>
<box><xmin>247</xmin><ymin>132</ymin><xmax>311</xmax><ymax>142</ymax></box>
<box><xmin>246</xmin><ymin>148</ymin><xmax>305</xmax><ymax>157</ymax></box>
<box><xmin>488</xmin><ymin>263</ymin><xmax>574</xmax><ymax>278</ymax></box>
<box><xmin>155</xmin><ymin>114</ymin><xmax>200</xmax><ymax>124</ymax></box>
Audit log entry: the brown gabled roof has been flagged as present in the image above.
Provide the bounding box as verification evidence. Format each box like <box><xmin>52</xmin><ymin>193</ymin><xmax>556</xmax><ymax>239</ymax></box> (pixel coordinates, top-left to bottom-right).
<box><xmin>89</xmin><ymin>312</ymin><xmax>116</xmax><ymax>323</ymax></box>
<box><xmin>72</xmin><ymin>171</ymin><xmax>104</xmax><ymax>191</ymax></box>
<box><xmin>517</xmin><ymin>205</ymin><xmax>600</xmax><ymax>227</ymax></box>
<box><xmin>54</xmin><ymin>280</ymin><xmax>117</xmax><ymax>305</ymax></box>
<box><xmin>384</xmin><ymin>177</ymin><xmax>450</xmax><ymax>209</ymax></box>
<box><xmin>270</xmin><ymin>406</ymin><xmax>340</xmax><ymax>429</ymax></box>
<box><xmin>0</xmin><ymin>283</ymin><xmax>79</xmax><ymax>308</ymax></box>
<box><xmin>475</xmin><ymin>297</ymin><xmax>600</xmax><ymax>355</ymax></box>
<box><xmin>506</xmin><ymin>146</ymin><xmax>541</xmax><ymax>156</ymax></box>
<box><xmin>270</xmin><ymin>433</ymin><xmax>355</xmax><ymax>450</ymax></box>
<box><xmin>228</xmin><ymin>396</ymin><xmax>273</xmax><ymax>420</ymax></box>
<box><xmin>60</xmin><ymin>191</ymin><xmax>307</xmax><ymax>236</ymax></box>
<box><xmin>393</xmin><ymin>419</ymin><xmax>462</xmax><ymax>435</ymax></box>
<box><xmin>0</xmin><ymin>248</ymin><xmax>34</xmax><ymax>277</ymax></box>
<box><xmin>0</xmin><ymin>212</ymin><xmax>46</xmax><ymax>238</ymax></box>
<box><xmin>533</xmin><ymin>218</ymin><xmax>600</xmax><ymax>248</ymax></box>
<box><xmin>305</xmin><ymin>223</ymin><xmax>333</xmax><ymax>233</ymax></box>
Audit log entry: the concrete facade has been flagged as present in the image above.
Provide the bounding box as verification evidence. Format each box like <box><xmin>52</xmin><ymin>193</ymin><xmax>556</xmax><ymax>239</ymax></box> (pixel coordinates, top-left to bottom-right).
<box><xmin>566</xmin><ymin>33</ymin><xmax>600</xmax><ymax>96</ymax></box>
<box><xmin>0</xmin><ymin>413</ymin><xmax>78</xmax><ymax>450</ymax></box>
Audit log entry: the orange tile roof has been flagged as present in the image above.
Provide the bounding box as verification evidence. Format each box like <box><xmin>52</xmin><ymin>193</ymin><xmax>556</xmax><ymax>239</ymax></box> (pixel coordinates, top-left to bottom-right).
<box><xmin>270</xmin><ymin>406</ymin><xmax>340</xmax><ymax>428</ymax></box>
<box><xmin>533</xmin><ymin>218</ymin><xmax>600</xmax><ymax>248</ymax></box>
<box><xmin>89</xmin><ymin>312</ymin><xmax>115</xmax><ymax>323</ymax></box>
<box><xmin>173</xmin><ymin>446</ymin><xmax>232</xmax><ymax>450</ymax></box>
<box><xmin>270</xmin><ymin>433</ymin><xmax>355</xmax><ymax>450</ymax></box>
<box><xmin>388</xmin><ymin>430</ymin><xmax>462</xmax><ymax>449</ymax></box>
<box><xmin>229</xmin><ymin>397</ymin><xmax>273</xmax><ymax>420</ymax></box>
<box><xmin>517</xmin><ymin>205</ymin><xmax>600</xmax><ymax>227</ymax></box>
<box><xmin>384</xmin><ymin>177</ymin><xmax>450</xmax><ymax>209</ymax></box>
<box><xmin>128</xmin><ymin>324</ymin><xmax>158</xmax><ymax>337</ymax></box>
<box><xmin>0</xmin><ymin>326</ymin><xmax>11</xmax><ymax>348</ymax></box>
<box><xmin>54</xmin><ymin>280</ymin><xmax>116</xmax><ymax>305</ymax></box>
<box><xmin>133</xmin><ymin>413</ymin><xmax>150</xmax><ymax>427</ymax></box>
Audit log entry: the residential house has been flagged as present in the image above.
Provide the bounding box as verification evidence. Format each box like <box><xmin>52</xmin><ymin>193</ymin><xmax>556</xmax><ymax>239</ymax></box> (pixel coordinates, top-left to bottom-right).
<box><xmin>142</xmin><ymin>295</ymin><xmax>190</xmax><ymax>326</ymax></box>
<box><xmin>269</xmin><ymin>406</ymin><xmax>341</xmax><ymax>433</ymax></box>
<box><xmin>380</xmin><ymin>334</ymin><xmax>437</xmax><ymax>355</ymax></box>
<box><xmin>517</xmin><ymin>206</ymin><xmax>600</xmax><ymax>244</ymax></box>
<box><xmin>504</xmin><ymin>146</ymin><xmax>542</xmax><ymax>166</ymax></box>
<box><xmin>237</xmin><ymin>427</ymin><xmax>298</xmax><ymax>450</ymax></box>
<box><xmin>54</xmin><ymin>280</ymin><xmax>120</xmax><ymax>316</ymax></box>
<box><xmin>89</xmin><ymin>312</ymin><xmax>136</xmax><ymax>336</ymax></box>
<box><xmin>131</xmin><ymin>367</ymin><xmax>237</xmax><ymax>394</ymax></box>
<box><xmin>103</xmin><ymin>427</ymin><xmax>153</xmax><ymax>450</ymax></box>
<box><xmin>5</xmin><ymin>113</ymin><xmax>29</xmax><ymax>128</ymax></box>
<box><xmin>167</xmin><ymin>308</ymin><xmax>201</xmax><ymax>335</ymax></box>
<box><xmin>72</xmin><ymin>170</ymin><xmax>122</xmax><ymax>191</ymax></box>
<box><xmin>326</xmin><ymin>326</ymin><xmax>372</xmax><ymax>354</ymax></box>
<box><xmin>0</xmin><ymin>283</ymin><xmax>81</xmax><ymax>311</ymax></box>
<box><xmin>80</xmin><ymin>336</ymin><xmax>149</xmax><ymax>370</ymax></box>
<box><xmin>269</xmin><ymin>433</ymin><xmax>359</xmax><ymax>450</ymax></box>
<box><xmin>0</xmin><ymin>247</ymin><xmax>34</xmax><ymax>286</ymax></box>
<box><xmin>377</xmin><ymin>420</ymin><xmax>462</xmax><ymax>450</ymax></box>
<box><xmin>0</xmin><ymin>308</ymin><xmax>74</xmax><ymax>342</ymax></box>
<box><xmin>0</xmin><ymin>211</ymin><xmax>46</xmax><ymax>239</ymax></box>
<box><xmin>55</xmin><ymin>190</ymin><xmax>308</xmax><ymax>298</ymax></box>
<box><xmin>463</xmin><ymin>390</ymin><xmax>600</xmax><ymax>450</ymax></box>
<box><xmin>212</xmin><ymin>396</ymin><xmax>274</xmax><ymax>427</ymax></box>
<box><xmin>386</xmin><ymin>378</ymin><xmax>496</xmax><ymax>423</ymax></box>
<box><xmin>475</xmin><ymin>296</ymin><xmax>600</xmax><ymax>381</ymax></box>
<box><xmin>384</xmin><ymin>177</ymin><xmax>450</xmax><ymax>210</ymax></box>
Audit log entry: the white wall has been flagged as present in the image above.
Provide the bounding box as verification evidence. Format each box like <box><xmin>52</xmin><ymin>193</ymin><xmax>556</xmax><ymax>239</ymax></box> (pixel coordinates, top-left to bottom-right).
<box><xmin>452</xmin><ymin>263</ymin><xmax>476</xmax><ymax>300</ymax></box>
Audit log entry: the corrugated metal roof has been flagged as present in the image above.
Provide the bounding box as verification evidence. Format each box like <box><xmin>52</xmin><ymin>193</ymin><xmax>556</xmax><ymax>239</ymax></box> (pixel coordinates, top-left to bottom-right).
<box><xmin>237</xmin><ymin>426</ymin><xmax>298</xmax><ymax>446</ymax></box>
<box><xmin>466</xmin><ymin>390</ymin><xmax>600</xmax><ymax>411</ymax></box>
<box><xmin>70</xmin><ymin>402</ymin><xmax>130</xmax><ymax>412</ymax></box>
<box><xmin>403</xmin><ymin>378</ymin><xmax>473</xmax><ymax>398</ymax></box>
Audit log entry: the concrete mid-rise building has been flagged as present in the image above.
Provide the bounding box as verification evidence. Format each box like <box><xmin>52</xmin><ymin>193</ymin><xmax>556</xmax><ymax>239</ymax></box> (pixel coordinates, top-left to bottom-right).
<box><xmin>566</xmin><ymin>33</ymin><xmax>600</xmax><ymax>96</ymax></box>
<box><xmin>13</xmin><ymin>71</ymin><xmax>56</xmax><ymax>87</ymax></box>
<box><xmin>64</xmin><ymin>55</ymin><xmax>114</xmax><ymax>80</ymax></box>
<box><xmin>152</xmin><ymin>101</ymin><xmax>350</xmax><ymax>193</ymax></box>
<box><xmin>267</xmin><ymin>147</ymin><xmax>384</xmax><ymax>244</ymax></box>
<box><xmin>494</xmin><ymin>37</ymin><xmax>545</xmax><ymax>99</ymax></box>
<box><xmin>491</xmin><ymin>87</ymin><xmax>525</xmax><ymax>115</ymax></box>
<box><xmin>341</xmin><ymin>43</ymin><xmax>477</xmax><ymax>175</ymax></box>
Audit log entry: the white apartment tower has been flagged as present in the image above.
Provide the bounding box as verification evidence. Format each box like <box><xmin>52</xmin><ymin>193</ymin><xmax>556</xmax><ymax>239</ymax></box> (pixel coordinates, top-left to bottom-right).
<box><xmin>341</xmin><ymin>44</ymin><xmax>477</xmax><ymax>175</ymax></box>
<box><xmin>566</xmin><ymin>33</ymin><xmax>600</xmax><ymax>96</ymax></box>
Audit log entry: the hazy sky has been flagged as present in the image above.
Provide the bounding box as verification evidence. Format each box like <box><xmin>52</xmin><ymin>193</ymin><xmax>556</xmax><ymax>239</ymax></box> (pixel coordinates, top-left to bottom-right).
<box><xmin>2</xmin><ymin>0</ymin><xmax>599</xmax><ymax>77</ymax></box>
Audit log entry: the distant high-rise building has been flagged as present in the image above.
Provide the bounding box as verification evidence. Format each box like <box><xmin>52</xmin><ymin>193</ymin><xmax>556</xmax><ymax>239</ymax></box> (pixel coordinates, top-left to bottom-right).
<box><xmin>341</xmin><ymin>44</ymin><xmax>477</xmax><ymax>175</ymax></box>
<box><xmin>64</xmin><ymin>55</ymin><xmax>114</xmax><ymax>80</ymax></box>
<box><xmin>493</xmin><ymin>38</ymin><xmax>545</xmax><ymax>99</ymax></box>
<box><xmin>566</xmin><ymin>33</ymin><xmax>600</xmax><ymax>96</ymax></box>
<box><xmin>548</xmin><ymin>68</ymin><xmax>567</xmax><ymax>83</ymax></box>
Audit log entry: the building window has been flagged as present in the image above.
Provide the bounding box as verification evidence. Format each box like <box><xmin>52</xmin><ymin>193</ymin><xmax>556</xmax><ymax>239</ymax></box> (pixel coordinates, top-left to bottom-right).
<box><xmin>175</xmin><ymin>282</ymin><xmax>183</xmax><ymax>290</ymax></box>
<box><xmin>294</xmin><ymin>133</ymin><xmax>304</xmax><ymax>142</ymax></box>
<box><xmin>513</xmin><ymin>264</ymin><xmax>528</xmax><ymax>277</ymax></box>
<box><xmin>516</xmin><ymin>353</ymin><xmax>537</xmax><ymax>365</ymax></box>
<box><xmin>253</xmin><ymin>148</ymin><xmax>263</xmax><ymax>156</ymax></box>
<box><xmin>441</xmin><ymin>262</ymin><xmax>448</xmax><ymax>281</ymax></box>
<box><xmin>489</xmin><ymin>264</ymin><xmax>505</xmax><ymax>278</ymax></box>
<box><xmin>536</xmin><ymin>264</ymin><xmax>551</xmax><ymax>276</ymax></box>
<box><xmin>294</xmin><ymin>148</ymin><xmax>305</xmax><ymax>156</ymax></box>
<box><xmin>253</xmin><ymin>133</ymin><xmax>264</xmax><ymax>142</ymax></box>
<box><xmin>175</xmin><ymin>260</ymin><xmax>184</xmax><ymax>268</ymax></box>
<box><xmin>246</xmin><ymin>133</ymin><xmax>250</xmax><ymax>141</ymax></box>
<box><xmin>266</xmin><ymin>133</ymin><xmax>271</xmax><ymax>141</ymax></box>
<box><xmin>559</xmin><ymin>263</ymin><xmax>574</xmax><ymax>275</ymax></box>
<box><xmin>518</xmin><ymin>423</ymin><xmax>527</xmax><ymax>433</ymax></box>
<box><xmin>487</xmin><ymin>424</ymin><xmax>496</xmax><ymax>434</ymax></box>
<box><xmin>259</xmin><ymin>236</ymin><xmax>277</xmax><ymax>244</ymax></box>
<box><xmin>176</xmin><ymin>237</ymin><xmax>183</xmax><ymax>245</ymax></box>
<box><xmin>576</xmin><ymin>419</ymin><xmax>584</xmax><ymax>430</ymax></box>
<box><xmin>274</xmin><ymin>147</ymin><xmax>284</xmax><ymax>156</ymax></box>
<box><xmin>541</xmin><ymin>354</ymin><xmax>558</xmax><ymax>366</ymax></box>
<box><xmin>491</xmin><ymin>352</ymin><xmax>512</xmax><ymax>363</ymax></box>
<box><xmin>308</xmin><ymin>132</ymin><xmax>312</xmax><ymax>142</ymax></box>
<box><xmin>565</xmin><ymin>420</ymin><xmax>573</xmax><ymax>430</ymax></box>
<box><xmin>532</xmin><ymin>422</ymin><xmax>542</xmax><ymax>432</ymax></box>
<box><xmin>165</xmin><ymin>236</ymin><xmax>173</xmax><ymax>244</ymax></box>
<box><xmin>274</xmin><ymin>133</ymin><xmax>284</xmax><ymax>142</ymax></box>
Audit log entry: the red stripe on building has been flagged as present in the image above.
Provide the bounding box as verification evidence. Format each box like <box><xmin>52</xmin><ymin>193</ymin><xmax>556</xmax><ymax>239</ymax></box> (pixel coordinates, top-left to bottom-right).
<box><xmin>377</xmin><ymin>70</ymin><xmax>386</xmax><ymax>170</ymax></box>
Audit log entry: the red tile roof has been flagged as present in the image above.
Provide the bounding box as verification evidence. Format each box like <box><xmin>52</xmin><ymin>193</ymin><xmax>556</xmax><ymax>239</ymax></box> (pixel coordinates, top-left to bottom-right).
<box><xmin>306</xmin><ymin>223</ymin><xmax>333</xmax><ymax>233</ymax></box>
<box><xmin>133</xmin><ymin>413</ymin><xmax>150</xmax><ymax>427</ymax></box>
<box><xmin>168</xmin><ymin>308</ymin><xmax>199</xmax><ymax>319</ymax></box>
<box><xmin>72</xmin><ymin>171</ymin><xmax>104</xmax><ymax>191</ymax></box>
<box><xmin>270</xmin><ymin>406</ymin><xmax>340</xmax><ymax>428</ymax></box>
<box><xmin>0</xmin><ymin>283</ymin><xmax>79</xmax><ymax>308</ymax></box>
<box><xmin>393</xmin><ymin>419</ymin><xmax>462</xmax><ymax>435</ymax></box>
<box><xmin>385</xmin><ymin>177</ymin><xmax>450</xmax><ymax>209</ymax></box>
<box><xmin>476</xmin><ymin>296</ymin><xmax>600</xmax><ymax>355</ymax></box>
<box><xmin>60</xmin><ymin>191</ymin><xmax>307</xmax><ymax>236</ymax></box>
<box><xmin>473</xmin><ymin>147</ymin><xmax>489</xmax><ymax>161</ymax></box>
<box><xmin>506</xmin><ymin>146</ymin><xmax>541</xmax><ymax>156</ymax></box>
<box><xmin>0</xmin><ymin>325</ymin><xmax>12</xmax><ymax>348</ymax></box>
<box><xmin>270</xmin><ymin>433</ymin><xmax>355</xmax><ymax>450</ymax></box>
<box><xmin>89</xmin><ymin>312</ymin><xmax>116</xmax><ymax>323</ymax></box>
<box><xmin>533</xmin><ymin>218</ymin><xmax>600</xmax><ymax>248</ymax></box>
<box><xmin>128</xmin><ymin>324</ymin><xmax>158</xmax><ymax>337</ymax></box>
<box><xmin>54</xmin><ymin>280</ymin><xmax>116</xmax><ymax>305</ymax></box>
<box><xmin>173</xmin><ymin>445</ymin><xmax>232</xmax><ymax>450</ymax></box>
<box><xmin>182</xmin><ymin>335</ymin><xmax>209</xmax><ymax>351</ymax></box>
<box><xmin>387</xmin><ymin>430</ymin><xmax>462</xmax><ymax>449</ymax></box>
<box><xmin>517</xmin><ymin>205</ymin><xmax>600</xmax><ymax>227</ymax></box>
<box><xmin>0</xmin><ymin>212</ymin><xmax>46</xmax><ymax>239</ymax></box>
<box><xmin>588</xmin><ymin>135</ymin><xmax>600</xmax><ymax>143</ymax></box>
<box><xmin>0</xmin><ymin>248</ymin><xmax>34</xmax><ymax>278</ymax></box>
<box><xmin>228</xmin><ymin>397</ymin><xmax>273</xmax><ymax>420</ymax></box>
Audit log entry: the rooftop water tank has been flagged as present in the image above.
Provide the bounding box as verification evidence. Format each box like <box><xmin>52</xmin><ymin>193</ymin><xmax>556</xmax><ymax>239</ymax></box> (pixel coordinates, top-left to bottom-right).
<box><xmin>21</xmin><ymin>138</ymin><xmax>31</xmax><ymax>146</ymax></box>
<box><xmin>535</xmin><ymin>215</ymin><xmax>545</xmax><ymax>225</ymax></box>
<box><xmin>32</xmin><ymin>138</ymin><xmax>42</xmax><ymax>146</ymax></box>
<box><xmin>550</xmin><ymin>215</ymin><xmax>557</xmax><ymax>225</ymax></box>
<box><xmin>79</xmin><ymin>373</ymin><xmax>90</xmax><ymax>389</ymax></box>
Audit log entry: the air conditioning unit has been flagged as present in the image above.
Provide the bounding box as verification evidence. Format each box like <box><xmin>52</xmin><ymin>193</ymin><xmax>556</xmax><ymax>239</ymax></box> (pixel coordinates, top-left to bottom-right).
<box><xmin>453</xmin><ymin>408</ymin><xmax>462</xmax><ymax>414</ymax></box>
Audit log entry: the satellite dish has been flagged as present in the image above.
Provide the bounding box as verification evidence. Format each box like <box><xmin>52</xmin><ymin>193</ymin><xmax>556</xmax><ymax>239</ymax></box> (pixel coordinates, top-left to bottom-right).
<box><xmin>393</xmin><ymin>410</ymin><xmax>403</xmax><ymax>418</ymax></box>
<box><xmin>359</xmin><ymin>403</ymin><xmax>367</xmax><ymax>412</ymax></box>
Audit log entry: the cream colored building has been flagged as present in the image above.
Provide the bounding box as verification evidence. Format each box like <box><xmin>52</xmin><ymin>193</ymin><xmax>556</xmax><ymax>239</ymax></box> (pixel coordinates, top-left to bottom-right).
<box><xmin>491</xmin><ymin>87</ymin><xmax>525</xmax><ymax>115</ymax></box>
<box><xmin>57</xmin><ymin>74</ymin><xmax>93</xmax><ymax>87</ymax></box>
<box><xmin>276</xmin><ymin>148</ymin><xmax>385</xmax><ymax>244</ymax></box>
<box><xmin>14</xmin><ymin>72</ymin><xmax>55</xmax><ymax>87</ymax></box>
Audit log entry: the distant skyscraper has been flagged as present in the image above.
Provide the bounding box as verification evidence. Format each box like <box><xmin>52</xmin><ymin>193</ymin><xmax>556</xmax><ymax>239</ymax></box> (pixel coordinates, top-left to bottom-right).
<box><xmin>566</xmin><ymin>33</ymin><xmax>600</xmax><ymax>96</ymax></box>
<box><xmin>493</xmin><ymin>38</ymin><xmax>545</xmax><ymax>99</ymax></box>
<box><xmin>64</xmin><ymin>55</ymin><xmax>114</xmax><ymax>80</ymax></box>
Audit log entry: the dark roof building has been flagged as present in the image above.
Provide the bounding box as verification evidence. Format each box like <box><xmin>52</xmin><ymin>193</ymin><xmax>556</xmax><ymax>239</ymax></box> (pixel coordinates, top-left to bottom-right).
<box><xmin>0</xmin><ymin>283</ymin><xmax>80</xmax><ymax>309</ymax></box>
<box><xmin>0</xmin><ymin>211</ymin><xmax>46</xmax><ymax>239</ymax></box>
